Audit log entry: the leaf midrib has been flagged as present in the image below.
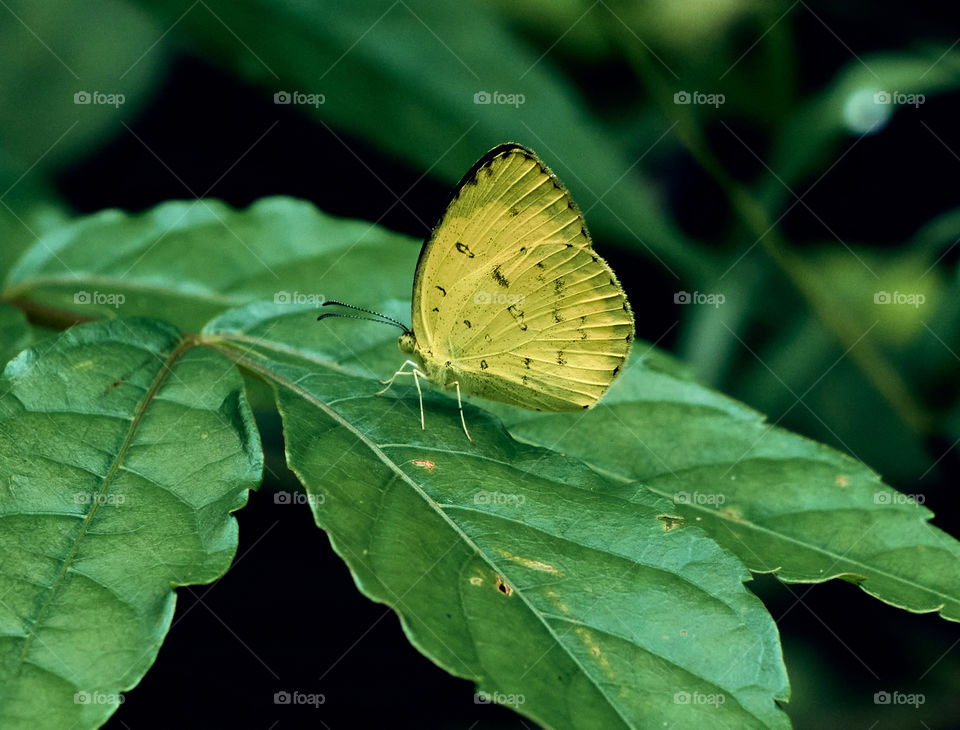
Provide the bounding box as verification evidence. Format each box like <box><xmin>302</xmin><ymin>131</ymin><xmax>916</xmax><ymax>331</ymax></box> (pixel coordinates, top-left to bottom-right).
<box><xmin>10</xmin><ymin>335</ymin><xmax>193</xmax><ymax>680</ymax></box>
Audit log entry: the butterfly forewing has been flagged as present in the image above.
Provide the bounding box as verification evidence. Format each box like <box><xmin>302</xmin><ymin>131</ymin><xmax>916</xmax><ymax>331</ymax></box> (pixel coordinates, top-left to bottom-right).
<box><xmin>412</xmin><ymin>144</ymin><xmax>634</xmax><ymax>411</ymax></box>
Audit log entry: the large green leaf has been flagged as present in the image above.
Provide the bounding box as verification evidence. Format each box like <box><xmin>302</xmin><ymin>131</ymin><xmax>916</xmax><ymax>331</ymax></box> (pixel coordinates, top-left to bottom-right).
<box><xmin>204</xmin><ymin>303</ymin><xmax>791</xmax><ymax>729</ymax></box>
<box><xmin>3</xmin><ymin>197</ymin><xmax>417</xmax><ymax>332</ymax></box>
<box><xmin>0</xmin><ymin>0</ymin><xmax>165</xmax><ymax>190</ymax></box>
<box><xmin>0</xmin><ymin>318</ymin><xmax>261</xmax><ymax>729</ymax></box>
<box><xmin>486</xmin><ymin>353</ymin><xmax>960</xmax><ymax>621</ymax></box>
<box><xmin>129</xmin><ymin>0</ymin><xmax>709</xmax><ymax>279</ymax></box>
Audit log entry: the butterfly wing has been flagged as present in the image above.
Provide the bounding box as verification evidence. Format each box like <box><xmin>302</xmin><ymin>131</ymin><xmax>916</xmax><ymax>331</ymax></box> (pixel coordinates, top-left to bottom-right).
<box><xmin>411</xmin><ymin>144</ymin><xmax>634</xmax><ymax>411</ymax></box>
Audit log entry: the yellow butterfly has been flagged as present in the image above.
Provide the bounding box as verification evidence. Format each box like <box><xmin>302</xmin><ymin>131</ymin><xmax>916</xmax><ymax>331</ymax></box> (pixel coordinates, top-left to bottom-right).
<box><xmin>322</xmin><ymin>143</ymin><xmax>634</xmax><ymax>441</ymax></box>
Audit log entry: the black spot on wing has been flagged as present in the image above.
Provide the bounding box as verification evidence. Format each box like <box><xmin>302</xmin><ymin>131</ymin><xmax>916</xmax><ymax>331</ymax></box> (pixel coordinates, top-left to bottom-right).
<box><xmin>507</xmin><ymin>304</ymin><xmax>527</xmax><ymax>331</ymax></box>
<box><xmin>455</xmin><ymin>242</ymin><xmax>475</xmax><ymax>257</ymax></box>
<box><xmin>492</xmin><ymin>265</ymin><xmax>509</xmax><ymax>288</ymax></box>
<box><xmin>436</xmin><ymin>285</ymin><xmax>446</xmax><ymax>296</ymax></box>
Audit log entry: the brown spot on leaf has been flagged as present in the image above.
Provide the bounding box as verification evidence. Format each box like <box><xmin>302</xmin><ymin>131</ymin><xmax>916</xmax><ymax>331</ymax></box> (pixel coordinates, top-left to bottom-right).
<box><xmin>658</xmin><ymin>514</ymin><xmax>686</xmax><ymax>531</ymax></box>
<box><xmin>412</xmin><ymin>459</ymin><xmax>435</xmax><ymax>471</ymax></box>
<box><xmin>103</xmin><ymin>379</ymin><xmax>125</xmax><ymax>396</ymax></box>
<box><xmin>495</xmin><ymin>575</ymin><xmax>512</xmax><ymax>596</ymax></box>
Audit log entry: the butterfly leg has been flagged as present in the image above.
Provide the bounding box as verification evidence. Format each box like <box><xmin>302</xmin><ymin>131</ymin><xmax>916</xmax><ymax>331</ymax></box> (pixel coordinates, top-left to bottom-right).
<box><xmin>452</xmin><ymin>381</ymin><xmax>474</xmax><ymax>444</ymax></box>
<box><xmin>377</xmin><ymin>360</ymin><xmax>427</xmax><ymax>430</ymax></box>
<box><xmin>411</xmin><ymin>367</ymin><xmax>426</xmax><ymax>430</ymax></box>
<box><xmin>376</xmin><ymin>360</ymin><xmax>422</xmax><ymax>395</ymax></box>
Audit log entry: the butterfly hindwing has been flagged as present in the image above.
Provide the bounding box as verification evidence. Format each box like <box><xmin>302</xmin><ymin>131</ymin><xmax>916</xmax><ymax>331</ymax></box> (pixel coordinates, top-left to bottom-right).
<box><xmin>411</xmin><ymin>144</ymin><xmax>634</xmax><ymax>411</ymax></box>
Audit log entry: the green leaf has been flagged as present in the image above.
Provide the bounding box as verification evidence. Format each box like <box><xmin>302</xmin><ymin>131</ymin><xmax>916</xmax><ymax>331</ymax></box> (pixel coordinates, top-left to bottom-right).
<box><xmin>130</xmin><ymin>0</ymin><xmax>709</xmax><ymax>279</ymax></box>
<box><xmin>487</xmin><ymin>352</ymin><xmax>960</xmax><ymax>621</ymax></box>
<box><xmin>0</xmin><ymin>201</ymin><xmax>69</xmax><ymax>282</ymax></box>
<box><xmin>4</xmin><ymin>197</ymin><xmax>418</xmax><ymax>332</ymax></box>
<box><xmin>0</xmin><ymin>305</ymin><xmax>31</xmax><ymax>369</ymax></box>
<box><xmin>763</xmin><ymin>48</ymin><xmax>960</xmax><ymax>210</ymax></box>
<box><xmin>0</xmin><ymin>318</ymin><xmax>261</xmax><ymax>730</ymax></box>
<box><xmin>0</xmin><ymin>0</ymin><xmax>166</xmax><ymax>190</ymax></box>
<box><xmin>205</xmin><ymin>305</ymin><xmax>791</xmax><ymax>729</ymax></box>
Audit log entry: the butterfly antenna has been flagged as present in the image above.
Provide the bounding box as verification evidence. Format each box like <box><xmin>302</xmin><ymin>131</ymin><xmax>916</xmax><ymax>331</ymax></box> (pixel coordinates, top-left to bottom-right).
<box><xmin>318</xmin><ymin>301</ymin><xmax>410</xmax><ymax>332</ymax></box>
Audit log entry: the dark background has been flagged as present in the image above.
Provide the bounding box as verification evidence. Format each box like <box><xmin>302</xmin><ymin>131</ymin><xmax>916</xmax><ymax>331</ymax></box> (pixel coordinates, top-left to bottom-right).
<box><xmin>1</xmin><ymin>0</ymin><xmax>958</xmax><ymax>727</ymax></box>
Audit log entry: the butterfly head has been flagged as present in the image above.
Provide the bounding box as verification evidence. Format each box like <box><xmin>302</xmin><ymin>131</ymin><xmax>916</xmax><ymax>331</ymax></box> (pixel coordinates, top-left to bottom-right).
<box><xmin>398</xmin><ymin>331</ymin><xmax>417</xmax><ymax>354</ymax></box>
